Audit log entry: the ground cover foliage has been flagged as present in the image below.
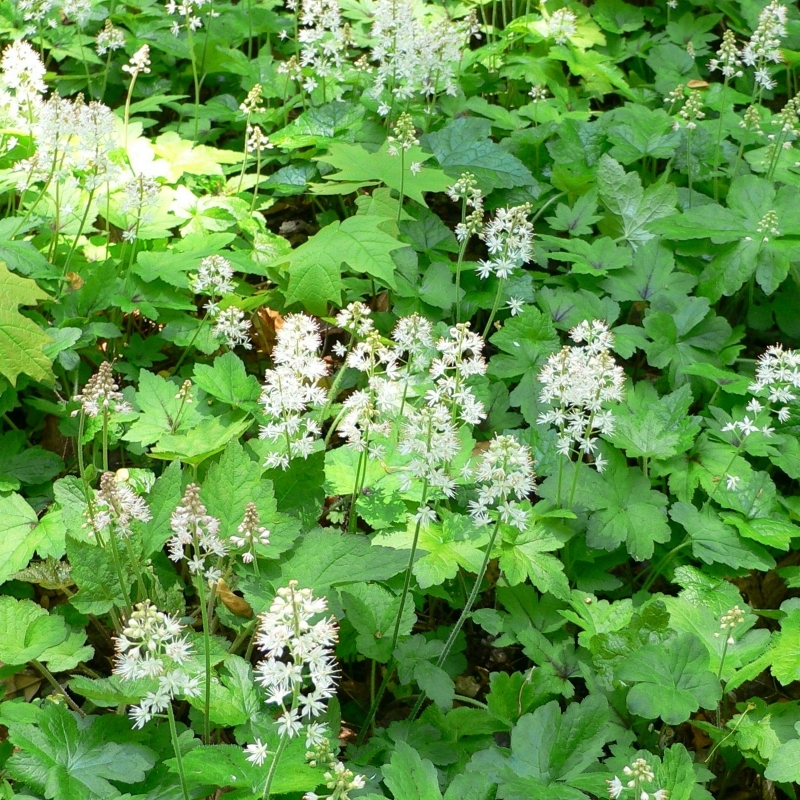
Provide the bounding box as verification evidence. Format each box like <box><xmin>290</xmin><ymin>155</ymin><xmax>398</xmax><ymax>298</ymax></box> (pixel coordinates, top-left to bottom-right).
<box><xmin>0</xmin><ymin>0</ymin><xmax>800</xmax><ymax>797</ymax></box>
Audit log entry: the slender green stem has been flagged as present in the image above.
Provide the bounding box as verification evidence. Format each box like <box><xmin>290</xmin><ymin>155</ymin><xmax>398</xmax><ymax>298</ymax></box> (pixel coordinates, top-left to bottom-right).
<box><xmin>357</xmin><ymin>479</ymin><xmax>430</xmax><ymax>743</ymax></box>
<box><xmin>409</xmin><ymin>517</ymin><xmax>503</xmax><ymax>721</ymax></box>
<box><xmin>712</xmin><ymin>81</ymin><xmax>728</xmax><ymax>201</ymax></box>
<box><xmin>640</xmin><ymin>538</ymin><xmax>692</xmax><ymax>593</ymax></box>
<box><xmin>482</xmin><ymin>277</ymin><xmax>506</xmax><ymax>338</ymax></box>
<box><xmin>31</xmin><ymin>660</ymin><xmax>86</xmax><ymax>716</ymax></box>
<box><xmin>195</xmin><ymin>573</ymin><xmax>213</xmax><ymax>745</ymax></box>
<box><xmin>166</xmin><ymin>704</ymin><xmax>191</xmax><ymax>800</ymax></box>
<box><xmin>261</xmin><ymin>733</ymin><xmax>289</xmax><ymax>799</ymax></box>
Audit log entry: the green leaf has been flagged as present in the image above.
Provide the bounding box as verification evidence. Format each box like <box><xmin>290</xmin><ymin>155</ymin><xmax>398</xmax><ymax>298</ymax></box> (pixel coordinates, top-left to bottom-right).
<box><xmin>669</xmin><ymin>503</ymin><xmax>776</xmax><ymax>571</ymax></box>
<box><xmin>340</xmin><ymin>582</ymin><xmax>416</xmax><ymax>661</ymax></box>
<box><xmin>504</xmin><ymin>696</ymin><xmax>611</xmax><ymax>784</ymax></box>
<box><xmin>67</xmin><ymin>537</ymin><xmax>131</xmax><ymax>615</ymax></box>
<box><xmin>37</xmin><ymin>630</ymin><xmax>94</xmax><ymax>673</ymax></box>
<box><xmin>315</xmin><ymin>141</ymin><xmax>450</xmax><ymax>204</ymax></box>
<box><xmin>583</xmin><ymin>451</ymin><xmax>671</xmax><ymax>561</ymax></box>
<box><xmin>395</xmin><ymin>635</ymin><xmax>455</xmax><ymax>709</ymax></box>
<box><xmin>617</xmin><ymin>633</ymin><xmax>723</xmax><ymax>724</ymax></box>
<box><xmin>278</xmin><ymin>215</ymin><xmax>406</xmax><ymax>315</ymax></box>
<box><xmin>487</xmin><ymin>306</ymin><xmax>559</xmax><ymax>422</ymax></box>
<box><xmin>765</xmin><ymin>737</ymin><xmax>800</xmax><ymax>783</ymax></box>
<box><xmin>559</xmin><ymin>592</ymin><xmax>633</xmax><ymax>649</ymax></box>
<box><xmin>540</xmin><ymin>235</ymin><xmax>632</xmax><ymax>276</ymax></box>
<box><xmin>643</xmin><ymin>297</ymin><xmax>735</xmax><ymax>386</ymax></box>
<box><xmin>0</xmin><ymin>596</ymin><xmax>68</xmax><ymax>665</ymax></box>
<box><xmin>279</xmin><ymin>528</ymin><xmax>411</xmax><ymax>595</ymax></box>
<box><xmin>604</xmin><ymin>105</ymin><xmax>680</xmax><ymax>164</ymax></box>
<box><xmin>609</xmin><ymin>382</ymin><xmax>701</xmax><ymax>460</ymax></box>
<box><xmin>6</xmin><ymin>703</ymin><xmax>157</xmax><ymax>800</ymax></box>
<box><xmin>602</xmin><ymin>238</ymin><xmax>697</xmax><ymax>305</ymax></box>
<box><xmin>373</xmin><ymin>511</ymin><xmax>489</xmax><ymax>590</ymax></box>
<box><xmin>596</xmin><ymin>154</ymin><xmax>676</xmax><ymax>245</ymax></box>
<box><xmin>544</xmin><ymin>190</ymin><xmax>602</xmax><ymax>237</ymax></box>
<box><xmin>173</xmin><ymin>740</ymin><xmax>322</xmax><ymax>796</ymax></box>
<box><xmin>423</xmin><ymin>117</ymin><xmax>535</xmax><ymax>192</ymax></box>
<box><xmin>0</xmin><ymin>492</ymin><xmax>44</xmax><ymax>586</ymax></box>
<box><xmin>123</xmin><ymin>370</ymin><xmax>203</xmax><ymax>447</ymax></box>
<box><xmin>768</xmin><ymin>609</ymin><xmax>800</xmax><ymax>686</ymax></box>
<box><xmin>382</xmin><ymin>742</ymin><xmax>443</xmax><ymax>800</ymax></box>
<box><xmin>495</xmin><ymin>523</ymin><xmax>570</xmax><ymax>599</ymax></box>
<box><xmin>0</xmin><ymin>261</ymin><xmax>54</xmax><ymax>386</ymax></box>
<box><xmin>192</xmin><ymin>351</ymin><xmax>261</xmax><ymax>408</ymax></box>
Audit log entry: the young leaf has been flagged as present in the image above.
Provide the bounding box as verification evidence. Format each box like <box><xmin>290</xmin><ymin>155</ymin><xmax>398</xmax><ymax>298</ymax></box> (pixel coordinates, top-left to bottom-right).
<box><xmin>340</xmin><ymin>582</ymin><xmax>416</xmax><ymax>662</ymax></box>
<box><xmin>596</xmin><ymin>154</ymin><xmax>676</xmax><ymax>245</ymax></box>
<box><xmin>382</xmin><ymin>741</ymin><xmax>443</xmax><ymax>800</ymax></box>
<box><xmin>6</xmin><ymin>703</ymin><xmax>157</xmax><ymax>800</ymax></box>
<box><xmin>617</xmin><ymin>633</ymin><xmax>723</xmax><ymax>724</ymax></box>
<box><xmin>0</xmin><ymin>596</ymin><xmax>68</xmax><ymax>665</ymax></box>
<box><xmin>583</xmin><ymin>451</ymin><xmax>671</xmax><ymax>561</ymax></box>
<box><xmin>192</xmin><ymin>351</ymin><xmax>261</xmax><ymax>408</ymax></box>
<box><xmin>608</xmin><ymin>382</ymin><xmax>701</xmax><ymax>461</ymax></box>
<box><xmin>0</xmin><ymin>261</ymin><xmax>54</xmax><ymax>386</ymax></box>
<box><xmin>423</xmin><ymin>117</ymin><xmax>535</xmax><ymax>192</ymax></box>
<box><xmin>0</xmin><ymin>492</ymin><xmax>47</xmax><ymax>586</ymax></box>
<box><xmin>278</xmin><ymin>215</ymin><xmax>406</xmax><ymax>315</ymax></box>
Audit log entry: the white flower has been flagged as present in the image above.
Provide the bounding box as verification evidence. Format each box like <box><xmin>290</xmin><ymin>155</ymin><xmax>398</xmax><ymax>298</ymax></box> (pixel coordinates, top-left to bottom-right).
<box><xmin>122</xmin><ymin>45</ymin><xmax>151</xmax><ymax>77</ymax></box>
<box><xmin>190</xmin><ymin>255</ymin><xmax>236</xmax><ymax>302</ymax></box>
<box><xmin>258</xmin><ymin>314</ymin><xmax>329</xmax><ymax>470</ymax></box>
<box><xmin>96</xmin><ymin>20</ymin><xmax>126</xmax><ymax>55</ymax></box>
<box><xmin>725</xmin><ymin>474</ymin><xmax>740</xmax><ymax>491</ymax></box>
<box><xmin>72</xmin><ymin>362</ymin><xmax>133</xmax><ymax>418</ymax></box>
<box><xmin>537</xmin><ymin>320</ymin><xmax>625</xmax><ymax>469</ymax></box>
<box><xmin>478</xmin><ymin>204</ymin><xmax>534</xmax><ymax>280</ymax></box>
<box><xmin>548</xmin><ymin>8</ymin><xmax>577</xmax><ymax>44</ymax></box>
<box><xmin>168</xmin><ymin>484</ymin><xmax>227</xmax><ymax>580</ymax></box>
<box><xmin>212</xmin><ymin>306</ymin><xmax>252</xmax><ymax>350</ymax></box>
<box><xmin>245</xmin><ymin>738</ymin><xmax>269</xmax><ymax>766</ymax></box>
<box><xmin>468</xmin><ymin>435</ymin><xmax>536</xmax><ymax>530</ymax></box>
<box><xmin>507</xmin><ymin>297</ymin><xmax>525</xmax><ymax>316</ymax></box>
<box><xmin>230</xmin><ymin>502</ymin><xmax>270</xmax><ymax>562</ymax></box>
<box><xmin>608</xmin><ymin>777</ymin><xmax>624</xmax><ymax>799</ymax></box>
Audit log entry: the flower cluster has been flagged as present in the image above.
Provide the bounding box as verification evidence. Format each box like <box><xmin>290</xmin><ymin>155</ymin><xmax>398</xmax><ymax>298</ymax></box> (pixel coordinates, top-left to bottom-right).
<box><xmin>296</xmin><ymin>0</ymin><xmax>351</xmax><ymax>88</ymax></box>
<box><xmin>430</xmin><ymin>323</ymin><xmax>487</xmax><ymax>426</ymax></box>
<box><xmin>95</xmin><ymin>20</ymin><xmax>126</xmax><ymax>56</ymax></box>
<box><xmin>607</xmin><ymin>758</ymin><xmax>667</xmax><ymax>800</ymax></box>
<box><xmin>90</xmin><ymin>471</ymin><xmax>152</xmax><ymax>538</ymax></box>
<box><xmin>19</xmin><ymin>94</ymin><xmax>121</xmax><ymax>190</ymax></box>
<box><xmin>212</xmin><ymin>306</ymin><xmax>253</xmax><ymax>350</ymax></box>
<box><xmin>165</xmin><ymin>0</ymin><xmax>218</xmax><ymax>36</ymax></box>
<box><xmin>113</xmin><ymin>601</ymin><xmax>200</xmax><ymax>729</ymax></box>
<box><xmin>168</xmin><ymin>484</ymin><xmax>228</xmax><ymax>584</ymax></box>
<box><xmin>547</xmin><ymin>8</ymin><xmax>577</xmax><ymax>44</ymax></box>
<box><xmin>741</xmin><ymin>0</ymin><xmax>787</xmax><ymax>91</ymax></box>
<box><xmin>398</xmin><ymin>403</ymin><xmax>462</xmax><ymax>521</ymax></box>
<box><xmin>468</xmin><ymin>435</ymin><xmax>536</xmax><ymax>529</ymax></box>
<box><xmin>230</xmin><ymin>502</ymin><xmax>270</xmax><ymax>563</ymax></box>
<box><xmin>251</xmin><ymin>581</ymin><xmax>339</xmax><ymax>739</ymax></box>
<box><xmin>720</xmin><ymin>343</ymin><xmax>800</xmax><ymax>441</ymax></box>
<box><xmin>304</xmin><ymin>761</ymin><xmax>366</xmax><ymax>800</ymax></box>
<box><xmin>447</xmin><ymin>173</ymin><xmax>484</xmax><ymax>243</ymax></box>
<box><xmin>259</xmin><ymin>314</ymin><xmax>328</xmax><ymax>469</ymax></box>
<box><xmin>714</xmin><ymin>605</ymin><xmax>745</xmax><ymax>645</ymax></box>
<box><xmin>72</xmin><ymin>361</ymin><xmax>132</xmax><ymax>418</ymax></box>
<box><xmin>337</xmin><ymin>331</ymin><xmax>403</xmax><ymax>453</ymax></box>
<box><xmin>707</xmin><ymin>30</ymin><xmax>743</xmax><ymax>79</ymax></box>
<box><xmin>369</xmin><ymin>0</ymin><xmax>478</xmax><ymax>112</ymax></box>
<box><xmin>189</xmin><ymin>255</ymin><xmax>236</xmax><ymax>316</ymax></box>
<box><xmin>120</xmin><ymin>174</ymin><xmax>159</xmax><ymax>242</ymax></box>
<box><xmin>0</xmin><ymin>40</ymin><xmax>47</xmax><ymax>121</ymax></box>
<box><xmin>387</xmin><ymin>112</ymin><xmax>419</xmax><ymax>155</ymax></box>
<box><xmin>537</xmin><ymin>320</ymin><xmax>625</xmax><ymax>471</ymax></box>
<box><xmin>673</xmin><ymin>89</ymin><xmax>705</xmax><ymax>131</ymax></box>
<box><xmin>122</xmin><ymin>45</ymin><xmax>151</xmax><ymax>77</ymax></box>
<box><xmin>477</xmin><ymin>204</ymin><xmax>534</xmax><ymax>280</ymax></box>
